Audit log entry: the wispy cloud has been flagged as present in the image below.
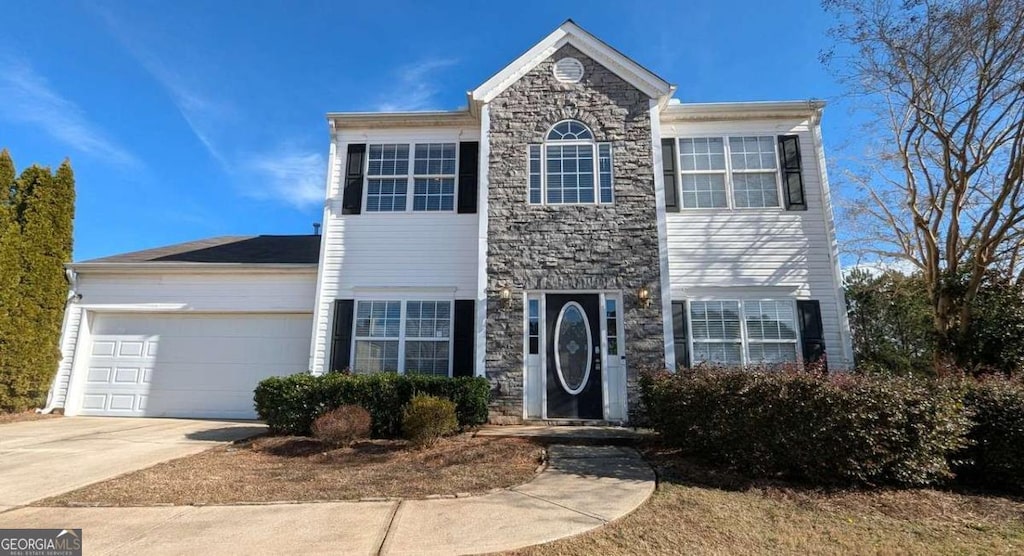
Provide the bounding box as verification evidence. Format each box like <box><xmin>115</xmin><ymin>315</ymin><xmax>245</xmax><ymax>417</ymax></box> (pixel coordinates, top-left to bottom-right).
<box><xmin>0</xmin><ymin>55</ymin><xmax>140</xmax><ymax>168</ymax></box>
<box><xmin>93</xmin><ymin>8</ymin><xmax>323</xmax><ymax>209</ymax></box>
<box><xmin>92</xmin><ymin>8</ymin><xmax>233</xmax><ymax>169</ymax></box>
<box><xmin>244</xmin><ymin>149</ymin><xmax>326</xmax><ymax>208</ymax></box>
<box><xmin>375</xmin><ymin>58</ymin><xmax>459</xmax><ymax>111</ymax></box>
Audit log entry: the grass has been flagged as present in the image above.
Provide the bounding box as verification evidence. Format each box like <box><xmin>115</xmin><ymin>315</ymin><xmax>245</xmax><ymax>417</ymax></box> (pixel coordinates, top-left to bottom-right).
<box><xmin>514</xmin><ymin>447</ymin><xmax>1024</xmax><ymax>556</ymax></box>
<box><xmin>0</xmin><ymin>410</ymin><xmax>59</xmax><ymax>425</ymax></box>
<box><xmin>40</xmin><ymin>434</ymin><xmax>543</xmax><ymax>506</ymax></box>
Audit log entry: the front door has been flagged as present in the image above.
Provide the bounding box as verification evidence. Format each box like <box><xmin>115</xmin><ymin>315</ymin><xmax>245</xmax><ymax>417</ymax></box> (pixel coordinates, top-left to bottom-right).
<box><xmin>545</xmin><ymin>294</ymin><xmax>602</xmax><ymax>419</ymax></box>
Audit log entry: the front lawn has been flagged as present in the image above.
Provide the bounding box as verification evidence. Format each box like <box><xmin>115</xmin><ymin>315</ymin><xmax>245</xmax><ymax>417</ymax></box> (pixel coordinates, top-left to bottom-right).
<box><xmin>40</xmin><ymin>434</ymin><xmax>543</xmax><ymax>506</ymax></box>
<box><xmin>514</xmin><ymin>448</ymin><xmax>1024</xmax><ymax>555</ymax></box>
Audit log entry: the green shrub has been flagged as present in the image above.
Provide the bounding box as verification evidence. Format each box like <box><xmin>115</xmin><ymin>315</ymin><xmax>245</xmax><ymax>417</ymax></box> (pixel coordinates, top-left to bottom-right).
<box><xmin>254</xmin><ymin>372</ymin><xmax>489</xmax><ymax>437</ymax></box>
<box><xmin>311</xmin><ymin>404</ymin><xmax>372</xmax><ymax>447</ymax></box>
<box><xmin>402</xmin><ymin>394</ymin><xmax>458</xmax><ymax>447</ymax></box>
<box><xmin>639</xmin><ymin>368</ymin><xmax>970</xmax><ymax>486</ymax></box>
<box><xmin>957</xmin><ymin>376</ymin><xmax>1024</xmax><ymax>490</ymax></box>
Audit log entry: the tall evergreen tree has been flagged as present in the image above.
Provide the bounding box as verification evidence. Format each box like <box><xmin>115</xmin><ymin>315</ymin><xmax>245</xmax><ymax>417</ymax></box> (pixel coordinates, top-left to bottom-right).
<box><xmin>0</xmin><ymin>154</ymin><xmax>75</xmax><ymax>412</ymax></box>
<box><xmin>14</xmin><ymin>162</ymin><xmax>75</xmax><ymax>410</ymax></box>
<box><xmin>0</xmin><ymin>149</ymin><xmax>24</xmax><ymax>410</ymax></box>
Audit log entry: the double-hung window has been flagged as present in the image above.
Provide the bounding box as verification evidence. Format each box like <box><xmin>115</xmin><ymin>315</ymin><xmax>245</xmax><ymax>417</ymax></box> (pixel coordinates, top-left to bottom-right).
<box><xmin>689</xmin><ymin>299</ymin><xmax>799</xmax><ymax>366</ymax></box>
<box><xmin>729</xmin><ymin>137</ymin><xmax>780</xmax><ymax>208</ymax></box>
<box><xmin>675</xmin><ymin>136</ymin><xmax>782</xmax><ymax>209</ymax></box>
<box><xmin>529</xmin><ymin>120</ymin><xmax>613</xmax><ymax>205</ymax></box>
<box><xmin>353</xmin><ymin>300</ymin><xmax>402</xmax><ymax>372</ymax></box>
<box><xmin>366</xmin><ymin>145</ymin><xmax>409</xmax><ymax>212</ymax></box>
<box><xmin>412</xmin><ymin>143</ymin><xmax>456</xmax><ymax>211</ymax></box>
<box><xmin>678</xmin><ymin>138</ymin><xmax>728</xmax><ymax>208</ymax></box>
<box><xmin>352</xmin><ymin>300</ymin><xmax>452</xmax><ymax>376</ymax></box>
<box><xmin>365</xmin><ymin>142</ymin><xmax>457</xmax><ymax>212</ymax></box>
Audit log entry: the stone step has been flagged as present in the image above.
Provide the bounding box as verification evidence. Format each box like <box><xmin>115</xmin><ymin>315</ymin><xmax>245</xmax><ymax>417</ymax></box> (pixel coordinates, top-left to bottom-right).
<box><xmin>474</xmin><ymin>424</ymin><xmax>653</xmax><ymax>445</ymax></box>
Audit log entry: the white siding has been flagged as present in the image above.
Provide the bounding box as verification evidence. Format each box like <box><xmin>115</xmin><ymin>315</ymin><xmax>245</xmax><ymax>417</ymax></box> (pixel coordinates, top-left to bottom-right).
<box><xmin>73</xmin><ymin>271</ymin><xmax>317</xmax><ymax>312</ymax></box>
<box><xmin>310</xmin><ymin>130</ymin><xmax>482</xmax><ymax>373</ymax></box>
<box><xmin>47</xmin><ymin>269</ymin><xmax>316</xmax><ymax>410</ymax></box>
<box><xmin>662</xmin><ymin>118</ymin><xmax>852</xmax><ymax>368</ymax></box>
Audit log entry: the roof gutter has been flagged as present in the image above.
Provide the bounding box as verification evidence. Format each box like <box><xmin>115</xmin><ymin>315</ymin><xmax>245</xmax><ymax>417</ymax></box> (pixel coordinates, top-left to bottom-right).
<box><xmin>67</xmin><ymin>262</ymin><xmax>319</xmax><ymax>274</ymax></box>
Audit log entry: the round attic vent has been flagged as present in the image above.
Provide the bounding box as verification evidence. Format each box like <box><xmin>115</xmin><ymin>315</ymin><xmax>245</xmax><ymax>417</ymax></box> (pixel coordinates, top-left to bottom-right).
<box><xmin>553</xmin><ymin>57</ymin><xmax>584</xmax><ymax>83</ymax></box>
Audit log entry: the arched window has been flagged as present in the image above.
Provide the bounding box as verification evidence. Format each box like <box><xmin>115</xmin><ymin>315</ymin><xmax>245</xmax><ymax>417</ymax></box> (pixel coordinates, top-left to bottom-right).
<box><xmin>547</xmin><ymin>120</ymin><xmax>593</xmax><ymax>141</ymax></box>
<box><xmin>528</xmin><ymin>120</ymin><xmax>613</xmax><ymax>205</ymax></box>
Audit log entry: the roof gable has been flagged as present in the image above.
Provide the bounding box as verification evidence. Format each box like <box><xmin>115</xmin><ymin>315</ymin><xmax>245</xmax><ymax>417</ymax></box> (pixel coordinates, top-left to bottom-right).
<box><xmin>471</xmin><ymin>20</ymin><xmax>674</xmax><ymax>104</ymax></box>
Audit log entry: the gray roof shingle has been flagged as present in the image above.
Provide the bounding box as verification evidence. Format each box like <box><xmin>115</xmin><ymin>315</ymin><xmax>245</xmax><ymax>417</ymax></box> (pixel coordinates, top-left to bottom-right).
<box><xmin>80</xmin><ymin>235</ymin><xmax>321</xmax><ymax>264</ymax></box>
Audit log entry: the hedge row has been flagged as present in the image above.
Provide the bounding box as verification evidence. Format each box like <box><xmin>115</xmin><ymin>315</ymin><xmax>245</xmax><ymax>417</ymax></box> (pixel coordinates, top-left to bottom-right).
<box><xmin>639</xmin><ymin>368</ymin><xmax>1001</xmax><ymax>487</ymax></box>
<box><xmin>958</xmin><ymin>377</ymin><xmax>1024</xmax><ymax>490</ymax></box>
<box><xmin>254</xmin><ymin>372</ymin><xmax>489</xmax><ymax>438</ymax></box>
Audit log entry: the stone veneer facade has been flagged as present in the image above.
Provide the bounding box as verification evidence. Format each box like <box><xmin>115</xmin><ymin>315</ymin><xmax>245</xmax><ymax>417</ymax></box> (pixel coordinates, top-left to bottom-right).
<box><xmin>485</xmin><ymin>44</ymin><xmax>666</xmax><ymax>422</ymax></box>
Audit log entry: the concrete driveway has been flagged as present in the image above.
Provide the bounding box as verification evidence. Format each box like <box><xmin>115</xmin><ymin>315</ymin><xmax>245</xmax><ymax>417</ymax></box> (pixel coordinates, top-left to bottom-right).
<box><xmin>0</xmin><ymin>417</ymin><xmax>265</xmax><ymax>509</ymax></box>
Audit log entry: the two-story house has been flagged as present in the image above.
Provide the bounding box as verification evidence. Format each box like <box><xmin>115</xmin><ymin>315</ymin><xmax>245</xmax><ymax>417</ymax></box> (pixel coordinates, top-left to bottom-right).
<box><xmin>44</xmin><ymin>21</ymin><xmax>852</xmax><ymax>423</ymax></box>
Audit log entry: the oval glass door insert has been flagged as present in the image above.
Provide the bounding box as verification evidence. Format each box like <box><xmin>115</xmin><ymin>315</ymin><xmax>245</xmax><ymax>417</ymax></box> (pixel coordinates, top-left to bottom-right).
<box><xmin>555</xmin><ymin>301</ymin><xmax>592</xmax><ymax>395</ymax></box>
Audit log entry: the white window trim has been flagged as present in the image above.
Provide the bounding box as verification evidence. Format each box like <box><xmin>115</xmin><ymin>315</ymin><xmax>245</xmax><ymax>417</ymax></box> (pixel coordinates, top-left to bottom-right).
<box><xmin>350</xmin><ymin>298</ymin><xmax>454</xmax><ymax>377</ymax></box>
<box><xmin>363</xmin><ymin>142</ymin><xmax>460</xmax><ymax>214</ymax></box>
<box><xmin>686</xmin><ymin>298</ymin><xmax>802</xmax><ymax>367</ymax></box>
<box><xmin>529</xmin><ymin>142</ymin><xmax>615</xmax><ymax>206</ymax></box>
<box><xmin>528</xmin><ymin>121</ymin><xmax>613</xmax><ymax>206</ymax></box>
<box><xmin>675</xmin><ymin>135</ymin><xmax>785</xmax><ymax>211</ymax></box>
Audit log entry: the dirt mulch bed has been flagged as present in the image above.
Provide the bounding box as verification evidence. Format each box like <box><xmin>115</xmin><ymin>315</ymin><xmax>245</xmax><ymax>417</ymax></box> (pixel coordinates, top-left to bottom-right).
<box><xmin>512</xmin><ymin>446</ymin><xmax>1024</xmax><ymax>555</ymax></box>
<box><xmin>0</xmin><ymin>411</ymin><xmax>60</xmax><ymax>425</ymax></box>
<box><xmin>40</xmin><ymin>434</ymin><xmax>544</xmax><ymax>506</ymax></box>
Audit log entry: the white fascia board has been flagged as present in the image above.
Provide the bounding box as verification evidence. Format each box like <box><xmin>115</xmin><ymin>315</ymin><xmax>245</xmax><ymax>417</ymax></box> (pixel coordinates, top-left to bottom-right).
<box><xmin>471</xmin><ymin>21</ymin><xmax>673</xmax><ymax>103</ymax></box>
<box><xmin>67</xmin><ymin>263</ymin><xmax>318</xmax><ymax>274</ymax></box>
<box><xmin>327</xmin><ymin>110</ymin><xmax>477</xmax><ymax>129</ymax></box>
<box><xmin>660</xmin><ymin>100</ymin><xmax>827</xmax><ymax>122</ymax></box>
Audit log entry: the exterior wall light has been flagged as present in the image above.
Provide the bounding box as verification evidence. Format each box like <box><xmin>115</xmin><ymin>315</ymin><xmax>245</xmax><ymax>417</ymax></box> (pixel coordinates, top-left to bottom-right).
<box><xmin>637</xmin><ymin>286</ymin><xmax>651</xmax><ymax>308</ymax></box>
<box><xmin>500</xmin><ymin>287</ymin><xmax>513</xmax><ymax>310</ymax></box>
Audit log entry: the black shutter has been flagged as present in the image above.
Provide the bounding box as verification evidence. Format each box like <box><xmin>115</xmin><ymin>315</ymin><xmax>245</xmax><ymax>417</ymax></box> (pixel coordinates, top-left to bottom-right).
<box><xmin>342</xmin><ymin>144</ymin><xmax>366</xmax><ymax>214</ymax></box>
<box><xmin>661</xmin><ymin>138</ymin><xmax>680</xmax><ymax>212</ymax></box>
<box><xmin>329</xmin><ymin>299</ymin><xmax>355</xmax><ymax>373</ymax></box>
<box><xmin>452</xmin><ymin>300</ymin><xmax>475</xmax><ymax>376</ymax></box>
<box><xmin>797</xmin><ymin>300</ymin><xmax>827</xmax><ymax>370</ymax></box>
<box><xmin>778</xmin><ymin>135</ymin><xmax>807</xmax><ymax>211</ymax></box>
<box><xmin>457</xmin><ymin>142</ymin><xmax>479</xmax><ymax>214</ymax></box>
<box><xmin>672</xmin><ymin>301</ymin><xmax>689</xmax><ymax>369</ymax></box>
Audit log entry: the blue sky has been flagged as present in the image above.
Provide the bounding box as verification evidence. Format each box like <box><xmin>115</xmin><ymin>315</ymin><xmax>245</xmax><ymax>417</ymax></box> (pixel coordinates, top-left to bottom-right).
<box><xmin>1</xmin><ymin>0</ymin><xmax>854</xmax><ymax>261</ymax></box>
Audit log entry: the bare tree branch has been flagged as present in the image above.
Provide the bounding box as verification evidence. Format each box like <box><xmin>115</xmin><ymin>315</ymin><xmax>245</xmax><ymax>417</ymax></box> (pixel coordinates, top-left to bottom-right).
<box><xmin>825</xmin><ymin>0</ymin><xmax>1024</xmax><ymax>361</ymax></box>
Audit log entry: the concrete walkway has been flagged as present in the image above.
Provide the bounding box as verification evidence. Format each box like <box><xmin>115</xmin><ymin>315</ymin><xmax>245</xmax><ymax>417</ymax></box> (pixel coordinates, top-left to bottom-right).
<box><xmin>0</xmin><ymin>417</ymin><xmax>265</xmax><ymax>509</ymax></box>
<box><xmin>0</xmin><ymin>445</ymin><xmax>655</xmax><ymax>555</ymax></box>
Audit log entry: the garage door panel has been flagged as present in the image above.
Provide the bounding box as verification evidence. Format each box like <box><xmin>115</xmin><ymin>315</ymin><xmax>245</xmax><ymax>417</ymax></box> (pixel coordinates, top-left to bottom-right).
<box><xmin>81</xmin><ymin>394</ymin><xmax>108</xmax><ymax>411</ymax></box>
<box><xmin>78</xmin><ymin>313</ymin><xmax>312</xmax><ymax>419</ymax></box>
<box><xmin>91</xmin><ymin>341</ymin><xmax>116</xmax><ymax>357</ymax></box>
<box><xmin>153</xmin><ymin>337</ymin><xmax>309</xmax><ymax>365</ymax></box>
<box><xmin>113</xmin><ymin>367</ymin><xmax>143</xmax><ymax>384</ymax></box>
<box><xmin>143</xmin><ymin>390</ymin><xmax>256</xmax><ymax>420</ymax></box>
<box><xmin>142</xmin><ymin>362</ymin><xmax>307</xmax><ymax>390</ymax></box>
<box><xmin>86</xmin><ymin>367</ymin><xmax>112</xmax><ymax>383</ymax></box>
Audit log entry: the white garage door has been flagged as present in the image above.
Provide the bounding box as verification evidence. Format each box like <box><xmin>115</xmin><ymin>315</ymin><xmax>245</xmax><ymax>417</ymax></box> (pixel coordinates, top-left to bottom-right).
<box><xmin>78</xmin><ymin>313</ymin><xmax>312</xmax><ymax>419</ymax></box>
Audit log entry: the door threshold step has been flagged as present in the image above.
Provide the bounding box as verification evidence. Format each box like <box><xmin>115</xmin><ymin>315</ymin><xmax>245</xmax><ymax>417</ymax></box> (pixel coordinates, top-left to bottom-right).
<box><xmin>475</xmin><ymin>423</ymin><xmax>653</xmax><ymax>445</ymax></box>
<box><xmin>522</xmin><ymin>419</ymin><xmax>625</xmax><ymax>426</ymax></box>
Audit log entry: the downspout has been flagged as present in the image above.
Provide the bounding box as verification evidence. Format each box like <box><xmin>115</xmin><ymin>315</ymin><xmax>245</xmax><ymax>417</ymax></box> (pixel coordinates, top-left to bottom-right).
<box><xmin>38</xmin><ymin>268</ymin><xmax>81</xmax><ymax>413</ymax></box>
